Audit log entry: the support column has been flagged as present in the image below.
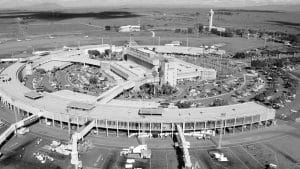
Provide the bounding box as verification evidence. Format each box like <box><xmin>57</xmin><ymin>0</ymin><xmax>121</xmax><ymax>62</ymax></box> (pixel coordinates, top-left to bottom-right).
<box><xmin>52</xmin><ymin>114</ymin><xmax>55</xmax><ymax>127</ymax></box>
<box><xmin>68</xmin><ymin>115</ymin><xmax>71</xmax><ymax>137</ymax></box>
<box><xmin>138</xmin><ymin>122</ymin><xmax>140</xmax><ymax>135</ymax></box>
<box><xmin>149</xmin><ymin>122</ymin><xmax>152</xmax><ymax>136</ymax></box>
<box><xmin>204</xmin><ymin>121</ymin><xmax>207</xmax><ymax>130</ymax></box>
<box><xmin>116</xmin><ymin>120</ymin><xmax>119</xmax><ymax>137</ymax></box>
<box><xmin>127</xmin><ymin>121</ymin><xmax>130</xmax><ymax>137</ymax></box>
<box><xmin>183</xmin><ymin>122</ymin><xmax>185</xmax><ymax>133</ymax></box>
<box><xmin>77</xmin><ymin>117</ymin><xmax>79</xmax><ymax>129</ymax></box>
<box><xmin>45</xmin><ymin>117</ymin><xmax>48</xmax><ymax>126</ymax></box>
<box><xmin>242</xmin><ymin>115</ymin><xmax>245</xmax><ymax>132</ymax></box>
<box><xmin>214</xmin><ymin>120</ymin><xmax>217</xmax><ymax>131</ymax></box>
<box><xmin>105</xmin><ymin>120</ymin><xmax>108</xmax><ymax>137</ymax></box>
<box><xmin>171</xmin><ymin>123</ymin><xmax>174</xmax><ymax>138</ymax></box>
<box><xmin>223</xmin><ymin>118</ymin><xmax>227</xmax><ymax>136</ymax></box>
<box><xmin>160</xmin><ymin>122</ymin><xmax>163</xmax><ymax>137</ymax></box>
<box><xmin>96</xmin><ymin>119</ymin><xmax>99</xmax><ymax>135</ymax></box>
<box><xmin>233</xmin><ymin>117</ymin><xmax>237</xmax><ymax>134</ymax></box>
<box><xmin>60</xmin><ymin>114</ymin><xmax>63</xmax><ymax>129</ymax></box>
<box><xmin>193</xmin><ymin>122</ymin><xmax>196</xmax><ymax>133</ymax></box>
<box><xmin>250</xmin><ymin>114</ymin><xmax>254</xmax><ymax>130</ymax></box>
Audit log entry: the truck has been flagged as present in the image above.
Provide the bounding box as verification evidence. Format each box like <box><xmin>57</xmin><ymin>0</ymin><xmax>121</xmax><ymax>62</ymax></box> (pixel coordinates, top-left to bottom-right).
<box><xmin>120</xmin><ymin>145</ymin><xmax>151</xmax><ymax>159</ymax></box>
<box><xmin>17</xmin><ymin>127</ymin><xmax>29</xmax><ymax>135</ymax></box>
<box><xmin>209</xmin><ymin>150</ymin><xmax>229</xmax><ymax>162</ymax></box>
<box><xmin>267</xmin><ymin>163</ymin><xmax>277</xmax><ymax>169</ymax></box>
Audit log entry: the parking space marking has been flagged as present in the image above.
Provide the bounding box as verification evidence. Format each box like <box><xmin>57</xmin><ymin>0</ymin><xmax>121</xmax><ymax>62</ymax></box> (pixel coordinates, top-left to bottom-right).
<box><xmin>114</xmin><ymin>154</ymin><xmax>120</xmax><ymax>169</ymax></box>
<box><xmin>239</xmin><ymin>145</ymin><xmax>264</xmax><ymax>167</ymax></box>
<box><xmin>165</xmin><ymin>151</ymin><xmax>168</xmax><ymax>169</ymax></box>
<box><xmin>228</xmin><ymin>148</ymin><xmax>250</xmax><ymax>169</ymax></box>
<box><xmin>190</xmin><ymin>151</ymin><xmax>208</xmax><ymax>169</ymax></box>
<box><xmin>99</xmin><ymin>149</ymin><xmax>110</xmax><ymax>169</ymax></box>
<box><xmin>94</xmin><ymin>153</ymin><xmax>103</xmax><ymax>167</ymax></box>
<box><xmin>261</xmin><ymin>142</ymin><xmax>280</xmax><ymax>166</ymax></box>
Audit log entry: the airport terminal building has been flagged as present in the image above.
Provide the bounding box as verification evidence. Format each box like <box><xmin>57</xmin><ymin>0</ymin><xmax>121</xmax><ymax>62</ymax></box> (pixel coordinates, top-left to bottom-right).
<box><xmin>0</xmin><ymin>45</ymin><xmax>275</xmax><ymax>137</ymax></box>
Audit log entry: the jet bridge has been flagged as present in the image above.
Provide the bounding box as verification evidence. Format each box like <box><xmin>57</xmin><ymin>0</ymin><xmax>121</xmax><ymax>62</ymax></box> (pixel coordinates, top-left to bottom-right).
<box><xmin>70</xmin><ymin>120</ymin><xmax>96</xmax><ymax>169</ymax></box>
<box><xmin>0</xmin><ymin>113</ymin><xmax>41</xmax><ymax>147</ymax></box>
<box><xmin>176</xmin><ymin>124</ymin><xmax>193</xmax><ymax>169</ymax></box>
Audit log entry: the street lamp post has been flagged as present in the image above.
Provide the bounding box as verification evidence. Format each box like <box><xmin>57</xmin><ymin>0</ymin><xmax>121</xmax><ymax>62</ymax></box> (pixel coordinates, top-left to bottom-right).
<box><xmin>218</xmin><ymin>113</ymin><xmax>226</xmax><ymax>149</ymax></box>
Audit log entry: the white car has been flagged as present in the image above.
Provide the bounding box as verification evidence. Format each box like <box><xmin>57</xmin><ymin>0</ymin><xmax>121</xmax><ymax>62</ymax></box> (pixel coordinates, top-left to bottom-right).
<box><xmin>46</xmin><ymin>121</ymin><xmax>52</xmax><ymax>126</ymax></box>
<box><xmin>291</xmin><ymin>109</ymin><xmax>297</xmax><ymax>113</ymax></box>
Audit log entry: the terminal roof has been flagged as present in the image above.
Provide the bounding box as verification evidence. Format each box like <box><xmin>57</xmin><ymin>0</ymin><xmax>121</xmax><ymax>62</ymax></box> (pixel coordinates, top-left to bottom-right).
<box><xmin>67</xmin><ymin>101</ymin><xmax>95</xmax><ymax>111</ymax></box>
<box><xmin>24</xmin><ymin>91</ymin><xmax>43</xmax><ymax>100</ymax></box>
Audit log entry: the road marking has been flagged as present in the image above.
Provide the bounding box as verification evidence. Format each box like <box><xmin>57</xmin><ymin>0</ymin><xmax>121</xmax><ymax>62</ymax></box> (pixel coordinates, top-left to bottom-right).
<box><xmin>4</xmin><ymin>142</ymin><xmax>18</xmax><ymax>151</ymax></box>
<box><xmin>114</xmin><ymin>153</ymin><xmax>120</xmax><ymax>169</ymax></box>
<box><xmin>96</xmin><ymin>154</ymin><xmax>102</xmax><ymax>163</ymax></box>
<box><xmin>228</xmin><ymin>148</ymin><xmax>250</xmax><ymax>169</ymax></box>
<box><xmin>99</xmin><ymin>150</ymin><xmax>110</xmax><ymax>169</ymax></box>
<box><xmin>94</xmin><ymin>153</ymin><xmax>103</xmax><ymax>166</ymax></box>
<box><xmin>261</xmin><ymin>142</ymin><xmax>280</xmax><ymax>168</ymax></box>
<box><xmin>190</xmin><ymin>151</ymin><xmax>208</xmax><ymax>169</ymax></box>
<box><xmin>239</xmin><ymin>145</ymin><xmax>264</xmax><ymax>167</ymax></box>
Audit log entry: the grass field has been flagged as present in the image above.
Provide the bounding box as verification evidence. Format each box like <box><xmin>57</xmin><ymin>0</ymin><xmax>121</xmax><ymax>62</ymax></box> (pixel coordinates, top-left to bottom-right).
<box><xmin>0</xmin><ymin>7</ymin><xmax>297</xmax><ymax>58</ymax></box>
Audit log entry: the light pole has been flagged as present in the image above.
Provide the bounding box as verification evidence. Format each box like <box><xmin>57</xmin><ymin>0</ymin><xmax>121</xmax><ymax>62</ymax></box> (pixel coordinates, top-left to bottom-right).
<box><xmin>186</xmin><ymin>33</ymin><xmax>189</xmax><ymax>47</ymax></box>
<box><xmin>218</xmin><ymin>113</ymin><xmax>226</xmax><ymax>149</ymax></box>
<box><xmin>28</xmin><ymin>45</ymin><xmax>34</xmax><ymax>54</ymax></box>
<box><xmin>158</xmin><ymin>36</ymin><xmax>160</xmax><ymax>46</ymax></box>
<box><xmin>12</xmin><ymin>98</ymin><xmax>17</xmax><ymax>122</ymax></box>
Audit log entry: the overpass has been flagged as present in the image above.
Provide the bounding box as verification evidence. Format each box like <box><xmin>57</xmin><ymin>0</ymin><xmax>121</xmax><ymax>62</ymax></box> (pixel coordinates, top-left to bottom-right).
<box><xmin>95</xmin><ymin>76</ymin><xmax>156</xmax><ymax>104</ymax></box>
<box><xmin>95</xmin><ymin>80</ymin><xmax>136</xmax><ymax>104</ymax></box>
<box><xmin>176</xmin><ymin>124</ymin><xmax>193</xmax><ymax>169</ymax></box>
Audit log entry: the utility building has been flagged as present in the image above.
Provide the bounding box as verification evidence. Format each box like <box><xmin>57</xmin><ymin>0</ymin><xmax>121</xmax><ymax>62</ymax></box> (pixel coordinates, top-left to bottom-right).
<box><xmin>161</xmin><ymin>60</ymin><xmax>177</xmax><ymax>86</ymax></box>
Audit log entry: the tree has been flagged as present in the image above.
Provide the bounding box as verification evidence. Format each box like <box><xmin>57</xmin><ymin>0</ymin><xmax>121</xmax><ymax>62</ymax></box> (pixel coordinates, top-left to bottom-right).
<box><xmin>36</xmin><ymin>68</ymin><xmax>46</xmax><ymax>74</ymax></box>
<box><xmin>223</xmin><ymin>30</ymin><xmax>234</xmax><ymax>37</ymax></box>
<box><xmin>175</xmin><ymin>29</ymin><xmax>181</xmax><ymax>33</ymax></box>
<box><xmin>176</xmin><ymin>101</ymin><xmax>192</xmax><ymax>109</ymax></box>
<box><xmin>152</xmin><ymin>70</ymin><xmax>158</xmax><ymax>80</ymax></box>
<box><xmin>187</xmin><ymin>27</ymin><xmax>193</xmax><ymax>34</ymax></box>
<box><xmin>105</xmin><ymin>25</ymin><xmax>111</xmax><ymax>31</ymax></box>
<box><xmin>233</xmin><ymin>52</ymin><xmax>246</xmax><ymax>59</ymax></box>
<box><xmin>152</xmin><ymin>70</ymin><xmax>158</xmax><ymax>94</ymax></box>
<box><xmin>210</xmin><ymin>98</ymin><xmax>228</xmax><ymax>107</ymax></box>
<box><xmin>89</xmin><ymin>76</ymin><xmax>98</xmax><ymax>85</ymax></box>
<box><xmin>73</xmin><ymin>87</ymin><xmax>80</xmax><ymax>93</ymax></box>
<box><xmin>161</xmin><ymin>84</ymin><xmax>176</xmax><ymax>95</ymax></box>
<box><xmin>88</xmin><ymin>50</ymin><xmax>100</xmax><ymax>58</ymax></box>
<box><xmin>105</xmin><ymin>49</ymin><xmax>112</xmax><ymax>56</ymax></box>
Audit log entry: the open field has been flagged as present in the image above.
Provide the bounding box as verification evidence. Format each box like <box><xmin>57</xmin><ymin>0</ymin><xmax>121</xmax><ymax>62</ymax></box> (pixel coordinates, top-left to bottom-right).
<box><xmin>0</xmin><ymin>32</ymin><xmax>282</xmax><ymax>58</ymax></box>
<box><xmin>0</xmin><ymin>8</ymin><xmax>299</xmax><ymax>36</ymax></box>
<box><xmin>0</xmin><ymin>7</ymin><xmax>297</xmax><ymax>58</ymax></box>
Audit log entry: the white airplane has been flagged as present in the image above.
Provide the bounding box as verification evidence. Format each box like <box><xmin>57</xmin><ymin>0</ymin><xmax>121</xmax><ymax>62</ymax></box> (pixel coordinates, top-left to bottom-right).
<box><xmin>49</xmin><ymin>35</ymin><xmax>55</xmax><ymax>39</ymax></box>
<box><xmin>32</xmin><ymin>51</ymin><xmax>50</xmax><ymax>56</ymax></box>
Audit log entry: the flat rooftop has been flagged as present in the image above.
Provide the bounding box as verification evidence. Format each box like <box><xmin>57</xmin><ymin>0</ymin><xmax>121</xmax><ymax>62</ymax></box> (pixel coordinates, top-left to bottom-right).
<box><xmin>24</xmin><ymin>91</ymin><xmax>43</xmax><ymax>100</ymax></box>
<box><xmin>67</xmin><ymin>101</ymin><xmax>95</xmax><ymax>111</ymax></box>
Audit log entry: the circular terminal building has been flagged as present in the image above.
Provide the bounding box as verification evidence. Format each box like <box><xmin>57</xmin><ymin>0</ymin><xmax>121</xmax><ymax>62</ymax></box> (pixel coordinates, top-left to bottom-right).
<box><xmin>0</xmin><ymin>45</ymin><xmax>275</xmax><ymax>136</ymax></box>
